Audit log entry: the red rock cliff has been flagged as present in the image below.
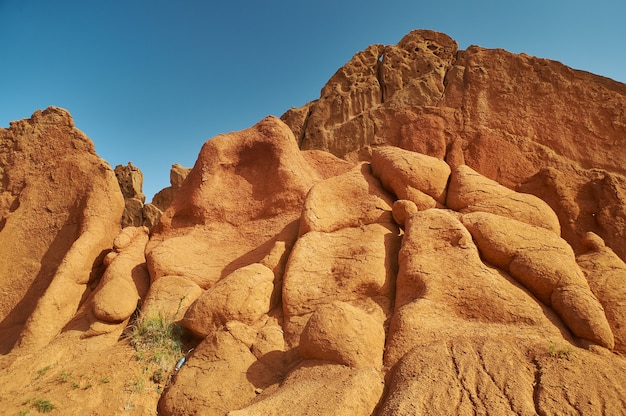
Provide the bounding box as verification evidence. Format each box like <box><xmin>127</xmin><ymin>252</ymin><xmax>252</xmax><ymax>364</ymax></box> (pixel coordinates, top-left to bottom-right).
<box><xmin>282</xmin><ymin>29</ymin><xmax>626</xmax><ymax>262</ymax></box>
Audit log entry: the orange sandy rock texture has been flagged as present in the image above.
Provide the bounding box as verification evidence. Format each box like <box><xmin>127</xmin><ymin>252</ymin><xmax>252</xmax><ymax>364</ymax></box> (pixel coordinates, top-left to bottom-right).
<box><xmin>1</xmin><ymin>29</ymin><xmax>626</xmax><ymax>415</ymax></box>
<box><xmin>282</xmin><ymin>29</ymin><xmax>626</xmax><ymax>261</ymax></box>
<box><xmin>155</xmin><ymin>114</ymin><xmax>626</xmax><ymax>414</ymax></box>
<box><xmin>0</xmin><ymin>107</ymin><xmax>124</xmax><ymax>352</ymax></box>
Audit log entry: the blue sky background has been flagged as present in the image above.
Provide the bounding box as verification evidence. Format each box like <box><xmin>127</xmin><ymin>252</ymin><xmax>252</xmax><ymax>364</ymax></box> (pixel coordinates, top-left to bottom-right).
<box><xmin>1</xmin><ymin>0</ymin><xmax>624</xmax><ymax>200</ymax></box>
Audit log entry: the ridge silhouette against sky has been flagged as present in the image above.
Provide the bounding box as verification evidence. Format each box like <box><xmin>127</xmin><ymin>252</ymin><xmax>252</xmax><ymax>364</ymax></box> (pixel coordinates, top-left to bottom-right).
<box><xmin>1</xmin><ymin>0</ymin><xmax>624</xmax><ymax>200</ymax></box>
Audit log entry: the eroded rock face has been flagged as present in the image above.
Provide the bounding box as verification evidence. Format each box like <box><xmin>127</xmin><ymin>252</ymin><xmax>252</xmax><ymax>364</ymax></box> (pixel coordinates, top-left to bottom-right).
<box><xmin>154</xmin><ymin>115</ymin><xmax>624</xmax><ymax>415</ymax></box>
<box><xmin>282</xmin><ymin>29</ymin><xmax>626</xmax><ymax>261</ymax></box>
<box><xmin>115</xmin><ymin>162</ymin><xmax>145</xmax><ymax>202</ymax></box>
<box><xmin>0</xmin><ymin>107</ymin><xmax>125</xmax><ymax>351</ymax></box>
<box><xmin>151</xmin><ymin>163</ymin><xmax>192</xmax><ymax>212</ymax></box>
<box><xmin>145</xmin><ymin>116</ymin><xmax>323</xmax><ymax>291</ymax></box>
<box><xmin>2</xmin><ymin>29</ymin><xmax>626</xmax><ymax>416</ymax></box>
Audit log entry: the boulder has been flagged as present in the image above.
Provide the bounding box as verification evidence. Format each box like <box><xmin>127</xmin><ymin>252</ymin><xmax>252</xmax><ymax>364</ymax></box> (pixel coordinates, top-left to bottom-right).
<box><xmin>299</xmin><ymin>301</ymin><xmax>385</xmax><ymax>369</ymax></box>
<box><xmin>159</xmin><ymin>326</ymin><xmax>277</xmax><ymax>416</ymax></box>
<box><xmin>141</xmin><ymin>275</ymin><xmax>203</xmax><ymax>321</ymax></box>
<box><xmin>461</xmin><ymin>211</ymin><xmax>614</xmax><ymax>349</ymax></box>
<box><xmin>182</xmin><ymin>263</ymin><xmax>275</xmax><ymax>338</ymax></box>
<box><xmin>142</xmin><ymin>202</ymin><xmax>163</xmax><ymax>229</ymax></box>
<box><xmin>121</xmin><ymin>197</ymin><xmax>144</xmax><ymax>228</ymax></box>
<box><xmin>577</xmin><ymin>232</ymin><xmax>626</xmax><ymax>353</ymax></box>
<box><xmin>447</xmin><ymin>164</ymin><xmax>561</xmax><ymax>234</ymax></box>
<box><xmin>91</xmin><ymin>226</ymin><xmax>150</xmax><ymax>324</ymax></box>
<box><xmin>299</xmin><ymin>162</ymin><xmax>393</xmax><ymax>235</ymax></box>
<box><xmin>229</xmin><ymin>363</ymin><xmax>384</xmax><ymax>416</ymax></box>
<box><xmin>385</xmin><ymin>206</ymin><xmax>564</xmax><ymax>367</ymax></box>
<box><xmin>370</xmin><ymin>145</ymin><xmax>450</xmax><ymax>206</ymax></box>
<box><xmin>282</xmin><ymin>223</ymin><xmax>400</xmax><ymax>347</ymax></box>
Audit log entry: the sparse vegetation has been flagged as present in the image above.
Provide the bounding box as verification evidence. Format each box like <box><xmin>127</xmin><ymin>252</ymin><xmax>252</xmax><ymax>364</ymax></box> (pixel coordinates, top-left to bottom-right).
<box><xmin>124</xmin><ymin>302</ymin><xmax>186</xmax><ymax>398</ymax></box>
<box><xmin>31</xmin><ymin>398</ymin><xmax>55</xmax><ymax>413</ymax></box>
<box><xmin>56</xmin><ymin>371</ymin><xmax>71</xmax><ymax>384</ymax></box>
<box><xmin>549</xmin><ymin>341</ymin><xmax>573</xmax><ymax>360</ymax></box>
<box><xmin>128</xmin><ymin>312</ymin><xmax>184</xmax><ymax>370</ymax></box>
<box><xmin>127</xmin><ymin>298</ymin><xmax>186</xmax><ymax>372</ymax></box>
<box><xmin>132</xmin><ymin>375</ymin><xmax>145</xmax><ymax>393</ymax></box>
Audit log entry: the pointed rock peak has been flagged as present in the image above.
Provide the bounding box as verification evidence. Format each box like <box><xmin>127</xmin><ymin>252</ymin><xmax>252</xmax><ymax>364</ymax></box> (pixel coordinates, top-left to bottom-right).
<box><xmin>395</xmin><ymin>29</ymin><xmax>458</xmax><ymax>59</ymax></box>
<box><xmin>27</xmin><ymin>106</ymin><xmax>75</xmax><ymax>127</ymax></box>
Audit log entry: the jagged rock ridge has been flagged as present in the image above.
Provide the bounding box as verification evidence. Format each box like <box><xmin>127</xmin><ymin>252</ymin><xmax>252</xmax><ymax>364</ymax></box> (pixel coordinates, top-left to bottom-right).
<box><xmin>282</xmin><ymin>29</ymin><xmax>626</xmax><ymax>262</ymax></box>
<box><xmin>116</xmin><ymin>162</ymin><xmax>191</xmax><ymax>229</ymax></box>
<box><xmin>0</xmin><ymin>30</ymin><xmax>625</xmax><ymax>415</ymax></box>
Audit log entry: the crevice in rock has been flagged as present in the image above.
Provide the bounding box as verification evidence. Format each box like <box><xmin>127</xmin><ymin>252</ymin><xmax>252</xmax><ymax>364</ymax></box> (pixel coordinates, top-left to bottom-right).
<box><xmin>449</xmin><ymin>342</ymin><xmax>478</xmax><ymax>410</ymax></box>
<box><xmin>298</xmin><ymin>105</ymin><xmax>314</xmax><ymax>149</ymax></box>
<box><xmin>531</xmin><ymin>357</ymin><xmax>543</xmax><ymax>416</ymax></box>
<box><xmin>452</xmin><ymin>50</ymin><xmax>469</xmax><ymax>135</ymax></box>
<box><xmin>376</xmin><ymin>49</ymin><xmax>386</xmax><ymax>104</ymax></box>
<box><xmin>477</xmin><ymin>346</ymin><xmax>516</xmax><ymax>415</ymax></box>
<box><xmin>437</xmin><ymin>49</ymin><xmax>458</xmax><ymax>107</ymax></box>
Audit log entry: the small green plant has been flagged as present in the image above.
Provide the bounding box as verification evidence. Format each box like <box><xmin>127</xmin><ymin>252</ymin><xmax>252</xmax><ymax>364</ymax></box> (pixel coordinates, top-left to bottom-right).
<box><xmin>36</xmin><ymin>366</ymin><xmax>51</xmax><ymax>376</ymax></box>
<box><xmin>100</xmin><ymin>376</ymin><xmax>110</xmax><ymax>384</ymax></box>
<box><xmin>548</xmin><ymin>341</ymin><xmax>573</xmax><ymax>360</ymax></box>
<box><xmin>132</xmin><ymin>376</ymin><xmax>145</xmax><ymax>393</ymax></box>
<box><xmin>17</xmin><ymin>410</ymin><xmax>30</xmax><ymax>416</ymax></box>
<box><xmin>151</xmin><ymin>368</ymin><xmax>165</xmax><ymax>384</ymax></box>
<box><xmin>56</xmin><ymin>370</ymin><xmax>71</xmax><ymax>384</ymax></box>
<box><xmin>71</xmin><ymin>381</ymin><xmax>80</xmax><ymax>390</ymax></box>
<box><xmin>548</xmin><ymin>341</ymin><xmax>556</xmax><ymax>357</ymax></box>
<box><xmin>124</xmin><ymin>300</ymin><xmax>186</xmax><ymax>395</ymax></box>
<box><xmin>31</xmin><ymin>398</ymin><xmax>55</xmax><ymax>413</ymax></box>
<box><xmin>129</xmin><ymin>312</ymin><xmax>183</xmax><ymax>368</ymax></box>
<box><xmin>127</xmin><ymin>298</ymin><xmax>186</xmax><ymax>369</ymax></box>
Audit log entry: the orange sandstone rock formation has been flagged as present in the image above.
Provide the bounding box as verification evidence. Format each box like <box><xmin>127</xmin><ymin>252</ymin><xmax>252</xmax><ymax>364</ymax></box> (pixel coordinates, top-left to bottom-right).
<box><xmin>0</xmin><ymin>107</ymin><xmax>124</xmax><ymax>352</ymax></box>
<box><xmin>1</xmin><ymin>29</ymin><xmax>626</xmax><ymax>415</ymax></box>
<box><xmin>282</xmin><ymin>29</ymin><xmax>626</xmax><ymax>261</ymax></box>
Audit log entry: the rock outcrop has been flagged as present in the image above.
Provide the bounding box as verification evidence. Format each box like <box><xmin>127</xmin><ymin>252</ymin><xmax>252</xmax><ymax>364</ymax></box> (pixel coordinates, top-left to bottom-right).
<box><xmin>282</xmin><ymin>29</ymin><xmax>626</xmax><ymax>262</ymax></box>
<box><xmin>1</xmin><ymin>29</ymin><xmax>626</xmax><ymax>416</ymax></box>
<box><xmin>87</xmin><ymin>226</ymin><xmax>150</xmax><ymax>336</ymax></box>
<box><xmin>115</xmin><ymin>162</ymin><xmax>146</xmax><ymax>228</ymax></box>
<box><xmin>0</xmin><ymin>107</ymin><xmax>125</xmax><ymax>351</ymax></box>
<box><xmin>116</xmin><ymin>162</ymin><xmax>191</xmax><ymax>230</ymax></box>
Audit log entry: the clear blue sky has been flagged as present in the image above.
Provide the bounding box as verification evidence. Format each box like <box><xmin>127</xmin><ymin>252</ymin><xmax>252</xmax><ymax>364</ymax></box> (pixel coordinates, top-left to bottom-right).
<box><xmin>1</xmin><ymin>0</ymin><xmax>624</xmax><ymax>200</ymax></box>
